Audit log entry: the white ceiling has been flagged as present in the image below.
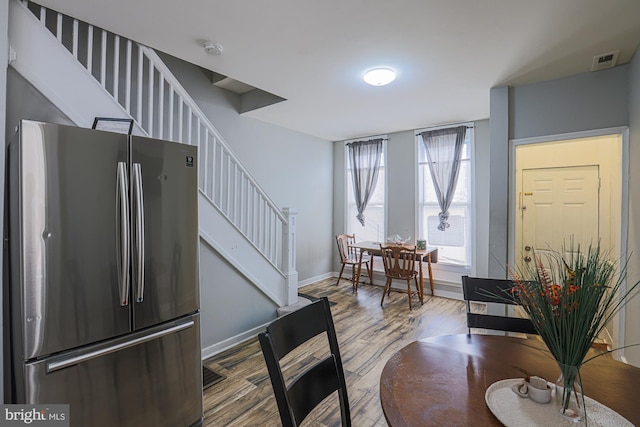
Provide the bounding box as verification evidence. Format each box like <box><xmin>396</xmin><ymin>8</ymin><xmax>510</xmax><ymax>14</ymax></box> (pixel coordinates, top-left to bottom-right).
<box><xmin>34</xmin><ymin>0</ymin><xmax>640</xmax><ymax>141</ymax></box>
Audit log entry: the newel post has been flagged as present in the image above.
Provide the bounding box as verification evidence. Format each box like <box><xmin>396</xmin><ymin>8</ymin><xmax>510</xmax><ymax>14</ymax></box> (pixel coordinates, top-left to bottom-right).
<box><xmin>282</xmin><ymin>207</ymin><xmax>298</xmax><ymax>305</ymax></box>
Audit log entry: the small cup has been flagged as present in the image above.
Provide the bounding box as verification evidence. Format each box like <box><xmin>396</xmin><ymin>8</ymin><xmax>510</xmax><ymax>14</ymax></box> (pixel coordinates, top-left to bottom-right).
<box><xmin>416</xmin><ymin>240</ymin><xmax>426</xmax><ymax>250</ymax></box>
<box><xmin>511</xmin><ymin>377</ymin><xmax>552</xmax><ymax>404</ymax></box>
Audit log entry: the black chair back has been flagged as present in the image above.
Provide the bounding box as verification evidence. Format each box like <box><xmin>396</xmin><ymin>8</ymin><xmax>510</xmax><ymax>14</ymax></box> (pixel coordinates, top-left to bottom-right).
<box><xmin>259</xmin><ymin>297</ymin><xmax>351</xmax><ymax>427</ymax></box>
<box><xmin>461</xmin><ymin>276</ymin><xmax>538</xmax><ymax>335</ymax></box>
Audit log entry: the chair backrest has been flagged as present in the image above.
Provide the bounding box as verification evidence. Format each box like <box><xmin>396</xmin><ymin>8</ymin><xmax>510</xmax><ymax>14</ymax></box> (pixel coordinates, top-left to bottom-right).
<box><xmin>461</xmin><ymin>276</ymin><xmax>538</xmax><ymax>335</ymax></box>
<box><xmin>259</xmin><ymin>297</ymin><xmax>351</xmax><ymax>427</ymax></box>
<box><xmin>336</xmin><ymin>234</ymin><xmax>356</xmax><ymax>263</ymax></box>
<box><xmin>380</xmin><ymin>245</ymin><xmax>417</xmax><ymax>279</ymax></box>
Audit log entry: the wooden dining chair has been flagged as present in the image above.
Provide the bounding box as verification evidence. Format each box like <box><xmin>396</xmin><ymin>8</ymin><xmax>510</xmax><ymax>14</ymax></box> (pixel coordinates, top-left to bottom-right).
<box><xmin>335</xmin><ymin>234</ymin><xmax>372</xmax><ymax>292</ymax></box>
<box><xmin>461</xmin><ymin>275</ymin><xmax>538</xmax><ymax>335</ymax></box>
<box><xmin>379</xmin><ymin>244</ymin><xmax>421</xmax><ymax>310</ymax></box>
<box><xmin>259</xmin><ymin>297</ymin><xmax>351</xmax><ymax>427</ymax></box>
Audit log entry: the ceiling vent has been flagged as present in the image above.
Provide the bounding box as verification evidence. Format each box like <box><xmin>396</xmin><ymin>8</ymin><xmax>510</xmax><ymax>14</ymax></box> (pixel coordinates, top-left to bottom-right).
<box><xmin>591</xmin><ymin>50</ymin><xmax>619</xmax><ymax>71</ymax></box>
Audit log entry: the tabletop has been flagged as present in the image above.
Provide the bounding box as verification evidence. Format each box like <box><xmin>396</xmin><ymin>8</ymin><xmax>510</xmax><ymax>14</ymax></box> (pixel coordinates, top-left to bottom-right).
<box><xmin>352</xmin><ymin>241</ymin><xmax>438</xmax><ymax>263</ymax></box>
<box><xmin>379</xmin><ymin>334</ymin><xmax>640</xmax><ymax>426</ymax></box>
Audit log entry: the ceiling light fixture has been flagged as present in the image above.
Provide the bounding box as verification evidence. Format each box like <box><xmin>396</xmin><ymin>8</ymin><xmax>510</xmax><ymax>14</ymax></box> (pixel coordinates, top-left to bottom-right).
<box><xmin>363</xmin><ymin>68</ymin><xmax>396</xmax><ymax>86</ymax></box>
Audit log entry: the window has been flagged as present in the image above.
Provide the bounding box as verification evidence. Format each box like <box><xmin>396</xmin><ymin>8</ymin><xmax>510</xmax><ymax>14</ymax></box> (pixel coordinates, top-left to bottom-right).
<box><xmin>417</xmin><ymin>125</ymin><xmax>473</xmax><ymax>267</ymax></box>
<box><xmin>346</xmin><ymin>139</ymin><xmax>386</xmax><ymax>243</ymax></box>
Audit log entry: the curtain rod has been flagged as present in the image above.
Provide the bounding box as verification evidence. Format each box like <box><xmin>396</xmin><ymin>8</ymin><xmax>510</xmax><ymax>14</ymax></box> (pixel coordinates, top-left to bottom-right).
<box><xmin>346</xmin><ymin>137</ymin><xmax>388</xmax><ymax>144</ymax></box>
<box><xmin>415</xmin><ymin>125</ymin><xmax>474</xmax><ymax>136</ymax></box>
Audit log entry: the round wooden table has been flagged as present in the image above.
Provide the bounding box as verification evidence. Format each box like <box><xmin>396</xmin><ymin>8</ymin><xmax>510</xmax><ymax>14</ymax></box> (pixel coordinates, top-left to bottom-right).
<box><xmin>380</xmin><ymin>334</ymin><xmax>640</xmax><ymax>426</ymax></box>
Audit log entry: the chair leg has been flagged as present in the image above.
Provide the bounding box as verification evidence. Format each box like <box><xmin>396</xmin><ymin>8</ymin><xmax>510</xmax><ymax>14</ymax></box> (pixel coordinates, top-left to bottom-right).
<box><xmin>366</xmin><ymin>259</ymin><xmax>373</xmax><ymax>285</ymax></box>
<box><xmin>415</xmin><ymin>277</ymin><xmax>422</xmax><ymax>306</ymax></box>
<box><xmin>350</xmin><ymin>264</ymin><xmax>357</xmax><ymax>290</ymax></box>
<box><xmin>381</xmin><ymin>278</ymin><xmax>392</xmax><ymax>306</ymax></box>
<box><xmin>336</xmin><ymin>264</ymin><xmax>346</xmax><ymax>286</ymax></box>
<box><xmin>407</xmin><ymin>280</ymin><xmax>412</xmax><ymax>310</ymax></box>
<box><xmin>354</xmin><ymin>262</ymin><xmax>363</xmax><ymax>293</ymax></box>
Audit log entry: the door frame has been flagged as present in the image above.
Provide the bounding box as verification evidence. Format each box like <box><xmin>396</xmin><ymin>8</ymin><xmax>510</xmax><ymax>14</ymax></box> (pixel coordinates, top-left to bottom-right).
<box><xmin>508</xmin><ymin>126</ymin><xmax>630</xmax><ymax>360</ymax></box>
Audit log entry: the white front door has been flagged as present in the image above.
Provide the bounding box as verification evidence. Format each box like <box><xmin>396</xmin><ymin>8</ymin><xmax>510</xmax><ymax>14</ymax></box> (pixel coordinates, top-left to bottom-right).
<box><xmin>520</xmin><ymin>165</ymin><xmax>600</xmax><ymax>268</ymax></box>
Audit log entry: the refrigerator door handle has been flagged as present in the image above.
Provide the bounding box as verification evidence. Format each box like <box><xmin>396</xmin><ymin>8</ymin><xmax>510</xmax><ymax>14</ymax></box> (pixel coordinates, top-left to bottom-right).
<box><xmin>46</xmin><ymin>320</ymin><xmax>195</xmax><ymax>373</ymax></box>
<box><xmin>116</xmin><ymin>162</ymin><xmax>130</xmax><ymax>306</ymax></box>
<box><xmin>133</xmin><ymin>163</ymin><xmax>145</xmax><ymax>303</ymax></box>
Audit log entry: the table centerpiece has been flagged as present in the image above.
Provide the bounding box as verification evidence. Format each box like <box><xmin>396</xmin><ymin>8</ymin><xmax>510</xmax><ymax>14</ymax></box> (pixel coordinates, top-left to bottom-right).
<box><xmin>508</xmin><ymin>241</ymin><xmax>640</xmax><ymax>423</ymax></box>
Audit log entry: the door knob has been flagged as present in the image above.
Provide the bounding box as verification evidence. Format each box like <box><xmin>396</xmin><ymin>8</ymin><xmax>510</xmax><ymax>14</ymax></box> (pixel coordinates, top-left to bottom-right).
<box><xmin>524</xmin><ymin>256</ymin><xmax>532</xmax><ymax>263</ymax></box>
<box><xmin>524</xmin><ymin>246</ymin><xmax>531</xmax><ymax>251</ymax></box>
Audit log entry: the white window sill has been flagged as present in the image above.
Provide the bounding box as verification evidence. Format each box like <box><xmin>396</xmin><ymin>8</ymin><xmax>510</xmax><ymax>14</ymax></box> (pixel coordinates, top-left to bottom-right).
<box><xmin>430</xmin><ymin>263</ymin><xmax>470</xmax><ymax>288</ymax></box>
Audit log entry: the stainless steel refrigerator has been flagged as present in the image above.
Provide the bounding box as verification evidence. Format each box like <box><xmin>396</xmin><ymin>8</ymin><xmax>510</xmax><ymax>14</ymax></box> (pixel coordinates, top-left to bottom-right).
<box><xmin>4</xmin><ymin>120</ymin><xmax>203</xmax><ymax>426</ymax></box>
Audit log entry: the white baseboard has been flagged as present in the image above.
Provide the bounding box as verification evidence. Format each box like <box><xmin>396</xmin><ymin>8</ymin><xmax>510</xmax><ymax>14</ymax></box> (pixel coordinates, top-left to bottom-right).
<box><xmin>298</xmin><ymin>272</ymin><xmax>334</xmax><ymax>287</ymax></box>
<box><xmin>201</xmin><ymin>321</ymin><xmax>270</xmax><ymax>361</ymax></box>
<box><xmin>433</xmin><ymin>288</ymin><xmax>464</xmax><ymax>300</ymax></box>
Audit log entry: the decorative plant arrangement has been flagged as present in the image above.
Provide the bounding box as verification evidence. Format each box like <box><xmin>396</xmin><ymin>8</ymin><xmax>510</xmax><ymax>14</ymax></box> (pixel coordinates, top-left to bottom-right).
<box><xmin>509</xmin><ymin>241</ymin><xmax>640</xmax><ymax>422</ymax></box>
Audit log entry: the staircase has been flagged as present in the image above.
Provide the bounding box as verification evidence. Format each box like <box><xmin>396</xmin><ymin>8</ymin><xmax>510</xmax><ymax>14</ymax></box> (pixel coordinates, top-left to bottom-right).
<box><xmin>8</xmin><ymin>0</ymin><xmax>298</xmax><ymax>307</ymax></box>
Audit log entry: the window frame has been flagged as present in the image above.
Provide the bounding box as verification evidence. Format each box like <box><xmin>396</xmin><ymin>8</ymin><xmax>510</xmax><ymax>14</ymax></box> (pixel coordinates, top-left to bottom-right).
<box><xmin>415</xmin><ymin>123</ymin><xmax>475</xmax><ymax>276</ymax></box>
<box><xmin>344</xmin><ymin>136</ymin><xmax>388</xmax><ymax>244</ymax></box>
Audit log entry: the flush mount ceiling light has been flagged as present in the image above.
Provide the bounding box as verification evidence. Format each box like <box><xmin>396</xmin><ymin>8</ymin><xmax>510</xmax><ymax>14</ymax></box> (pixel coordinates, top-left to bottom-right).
<box><xmin>363</xmin><ymin>68</ymin><xmax>396</xmax><ymax>86</ymax></box>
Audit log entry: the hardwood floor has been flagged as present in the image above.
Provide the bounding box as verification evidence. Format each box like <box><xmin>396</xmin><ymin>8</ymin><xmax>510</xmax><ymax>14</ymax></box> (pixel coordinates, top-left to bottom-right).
<box><xmin>202</xmin><ymin>277</ymin><xmax>469</xmax><ymax>426</ymax></box>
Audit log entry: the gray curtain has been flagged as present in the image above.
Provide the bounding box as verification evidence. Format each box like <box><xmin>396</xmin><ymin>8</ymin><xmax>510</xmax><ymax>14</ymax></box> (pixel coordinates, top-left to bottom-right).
<box><xmin>420</xmin><ymin>126</ymin><xmax>467</xmax><ymax>231</ymax></box>
<box><xmin>347</xmin><ymin>138</ymin><xmax>383</xmax><ymax>226</ymax></box>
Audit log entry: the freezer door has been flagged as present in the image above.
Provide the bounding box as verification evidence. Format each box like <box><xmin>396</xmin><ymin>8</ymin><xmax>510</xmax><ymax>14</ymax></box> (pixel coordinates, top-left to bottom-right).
<box><xmin>130</xmin><ymin>136</ymin><xmax>199</xmax><ymax>329</ymax></box>
<box><xmin>8</xmin><ymin>120</ymin><xmax>131</xmax><ymax>360</ymax></box>
<box><xmin>20</xmin><ymin>315</ymin><xmax>203</xmax><ymax>427</ymax></box>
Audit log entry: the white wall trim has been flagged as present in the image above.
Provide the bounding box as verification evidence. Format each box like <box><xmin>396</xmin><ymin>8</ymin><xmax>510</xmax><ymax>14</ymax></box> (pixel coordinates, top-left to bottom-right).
<box><xmin>618</xmin><ymin>127</ymin><xmax>630</xmax><ymax>361</ymax></box>
<box><xmin>298</xmin><ymin>272</ymin><xmax>333</xmax><ymax>287</ymax></box>
<box><xmin>201</xmin><ymin>320</ymin><xmax>270</xmax><ymax>360</ymax></box>
<box><xmin>510</xmin><ymin>126</ymin><xmax>628</xmax><ymax>147</ymax></box>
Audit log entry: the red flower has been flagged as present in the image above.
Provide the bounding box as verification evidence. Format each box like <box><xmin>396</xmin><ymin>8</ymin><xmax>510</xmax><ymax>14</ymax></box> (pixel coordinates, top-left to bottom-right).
<box><xmin>542</xmin><ymin>284</ymin><xmax>562</xmax><ymax>306</ymax></box>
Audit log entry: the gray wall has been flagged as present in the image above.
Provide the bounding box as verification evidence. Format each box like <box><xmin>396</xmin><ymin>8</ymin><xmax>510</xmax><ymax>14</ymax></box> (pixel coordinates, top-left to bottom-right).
<box><xmin>490</xmin><ymin>62</ymin><xmax>640</xmax><ymax>366</ymax></box>
<box><xmin>199</xmin><ymin>240</ymin><xmax>276</xmax><ymax>351</ymax></box>
<box><xmin>627</xmin><ymin>49</ymin><xmax>640</xmax><ymax>366</ymax></box>
<box><xmin>473</xmin><ymin>119</ymin><xmax>491</xmax><ymax>278</ymax></box>
<box><xmin>386</xmin><ymin>130</ymin><xmax>418</xmax><ymax>240</ymax></box>
<box><xmin>510</xmin><ymin>66</ymin><xmax>629</xmax><ymax>140</ymax></box>
<box><xmin>5</xmin><ymin>68</ymin><xmax>74</xmax><ymax>141</ymax></box>
<box><xmin>488</xmin><ymin>86</ymin><xmax>510</xmax><ymax>278</ymax></box>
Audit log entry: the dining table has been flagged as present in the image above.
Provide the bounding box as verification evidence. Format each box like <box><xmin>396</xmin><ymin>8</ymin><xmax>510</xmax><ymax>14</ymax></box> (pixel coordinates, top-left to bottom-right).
<box><xmin>379</xmin><ymin>334</ymin><xmax>640</xmax><ymax>426</ymax></box>
<box><xmin>351</xmin><ymin>241</ymin><xmax>437</xmax><ymax>302</ymax></box>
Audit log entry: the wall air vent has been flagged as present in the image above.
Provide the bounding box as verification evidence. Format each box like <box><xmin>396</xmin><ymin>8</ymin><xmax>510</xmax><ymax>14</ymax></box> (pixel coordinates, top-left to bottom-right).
<box><xmin>591</xmin><ymin>50</ymin><xmax>619</xmax><ymax>71</ymax></box>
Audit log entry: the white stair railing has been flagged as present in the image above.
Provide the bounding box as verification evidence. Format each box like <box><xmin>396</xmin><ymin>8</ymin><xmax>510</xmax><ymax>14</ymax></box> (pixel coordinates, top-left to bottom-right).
<box><xmin>23</xmin><ymin>1</ymin><xmax>293</xmax><ymax>275</ymax></box>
